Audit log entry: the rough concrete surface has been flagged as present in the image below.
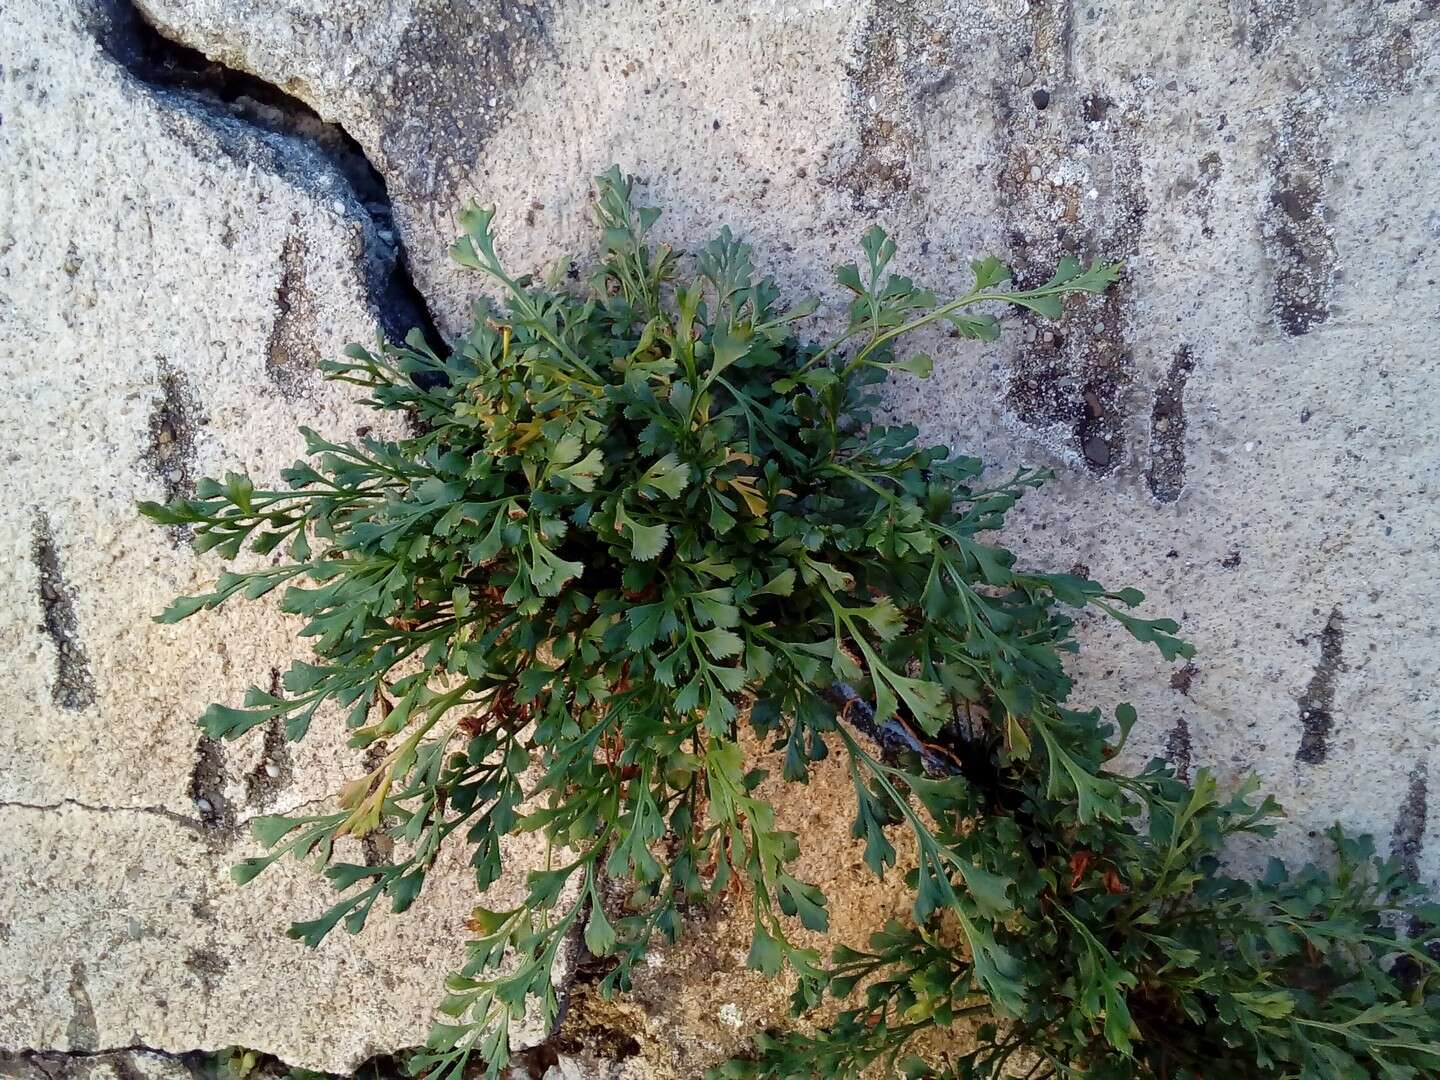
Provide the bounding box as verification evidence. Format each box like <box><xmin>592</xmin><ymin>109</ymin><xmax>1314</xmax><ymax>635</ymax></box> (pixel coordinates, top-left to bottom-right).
<box><xmin>0</xmin><ymin>0</ymin><xmax>534</xmax><ymax>1070</ymax></box>
<box><xmin>0</xmin><ymin>1048</ymin><xmax>198</xmax><ymax>1080</ymax></box>
<box><xmin>3</xmin><ymin>0</ymin><xmax>1438</xmax><ymax>1075</ymax></box>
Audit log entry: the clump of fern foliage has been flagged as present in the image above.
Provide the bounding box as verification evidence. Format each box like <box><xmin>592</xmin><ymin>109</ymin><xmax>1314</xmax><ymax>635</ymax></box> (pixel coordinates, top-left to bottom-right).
<box><xmin>143</xmin><ymin>169</ymin><xmax>1439</xmax><ymax>1079</ymax></box>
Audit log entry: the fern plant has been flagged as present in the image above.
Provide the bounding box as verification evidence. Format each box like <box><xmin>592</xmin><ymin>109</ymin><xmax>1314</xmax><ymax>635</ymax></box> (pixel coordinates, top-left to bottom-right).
<box><xmin>142</xmin><ymin>169</ymin><xmax>1439</xmax><ymax>1079</ymax></box>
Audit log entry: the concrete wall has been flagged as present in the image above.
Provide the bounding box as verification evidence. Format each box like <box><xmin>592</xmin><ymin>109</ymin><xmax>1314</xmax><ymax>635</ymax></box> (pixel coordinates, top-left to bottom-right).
<box><xmin>3</xmin><ymin>1</ymin><xmax>1436</xmax><ymax>1076</ymax></box>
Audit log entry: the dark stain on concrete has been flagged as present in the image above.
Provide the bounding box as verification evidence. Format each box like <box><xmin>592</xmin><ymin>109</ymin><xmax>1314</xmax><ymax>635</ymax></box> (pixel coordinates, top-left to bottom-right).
<box><xmin>517</xmin><ymin>976</ymin><xmax>644</xmax><ymax>1071</ymax></box>
<box><xmin>1295</xmin><ymin>607</ymin><xmax>1344</xmax><ymax>764</ymax></box>
<box><xmin>841</xmin><ymin>0</ymin><xmax>931</xmax><ymax>208</ymax></box>
<box><xmin>1145</xmin><ymin>346</ymin><xmax>1195</xmax><ymax>502</ymax></box>
<box><xmin>65</xmin><ymin>962</ymin><xmax>98</xmax><ymax>1051</ymax></box>
<box><xmin>1193</xmin><ymin>151</ymin><xmax>1222</xmax><ymax>238</ymax></box>
<box><xmin>1169</xmin><ymin>151</ymin><xmax>1222</xmax><ymax>238</ymax></box>
<box><xmin>1264</xmin><ymin>105</ymin><xmax>1335</xmax><ymax>337</ymax></box>
<box><xmin>1240</xmin><ymin>0</ymin><xmax>1299</xmax><ymax>56</ymax></box>
<box><xmin>381</xmin><ymin>0</ymin><xmax>551</xmax><ymax>213</ymax></box>
<box><xmin>1165</xmin><ymin>717</ymin><xmax>1194</xmax><ymax>782</ymax></box>
<box><xmin>183</xmin><ymin>948</ymin><xmax>230</xmax><ymax>999</ymax></box>
<box><xmin>1391</xmin><ymin>766</ymin><xmax>1428</xmax><ymax>884</ymax></box>
<box><xmin>33</xmin><ymin>514</ymin><xmax>97</xmax><ymax>711</ymax></box>
<box><xmin>187</xmin><ymin>733</ymin><xmax>233</xmax><ymax>831</ymax></box>
<box><xmin>994</xmin><ymin>0</ymin><xmax>1147</xmax><ymax>474</ymax></box>
<box><xmin>1081</xmin><ymin>92</ymin><xmax>1110</xmax><ymax>122</ymax></box>
<box><xmin>1165</xmin><ymin>660</ymin><xmax>1198</xmax><ymax>781</ymax></box>
<box><xmin>1340</xmin><ymin>4</ymin><xmax>1427</xmax><ymax>99</ymax></box>
<box><xmin>265</xmin><ymin>232</ymin><xmax>320</xmax><ymax>397</ymax></box>
<box><xmin>145</xmin><ymin>361</ymin><xmax>202</xmax><ymax>504</ymax></box>
<box><xmin>362</xmin><ymin>832</ymin><xmax>396</xmax><ymax>869</ymax></box>
<box><xmin>244</xmin><ymin>668</ymin><xmax>295</xmax><ymax>808</ymax></box>
<box><xmin>143</xmin><ymin>360</ymin><xmax>206</xmax><ymax>544</ymax></box>
<box><xmin>360</xmin><ymin>741</ymin><xmax>393</xmax><ymax>868</ymax></box>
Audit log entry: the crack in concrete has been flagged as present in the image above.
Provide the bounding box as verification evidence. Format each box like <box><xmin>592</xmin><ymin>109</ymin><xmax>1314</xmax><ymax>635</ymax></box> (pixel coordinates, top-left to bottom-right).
<box><xmin>1</xmin><ymin>1047</ymin><xmax>190</xmax><ymax>1064</ymax></box>
<box><xmin>1</xmin><ymin>1044</ymin><xmax>416</xmax><ymax>1078</ymax></box>
<box><xmin>0</xmin><ymin>798</ymin><xmax>205</xmax><ymax>830</ymax></box>
<box><xmin>0</xmin><ymin>795</ymin><xmax>332</xmax><ymax>829</ymax></box>
<box><xmin>93</xmin><ymin>0</ymin><xmax>443</xmax><ymax>351</ymax></box>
